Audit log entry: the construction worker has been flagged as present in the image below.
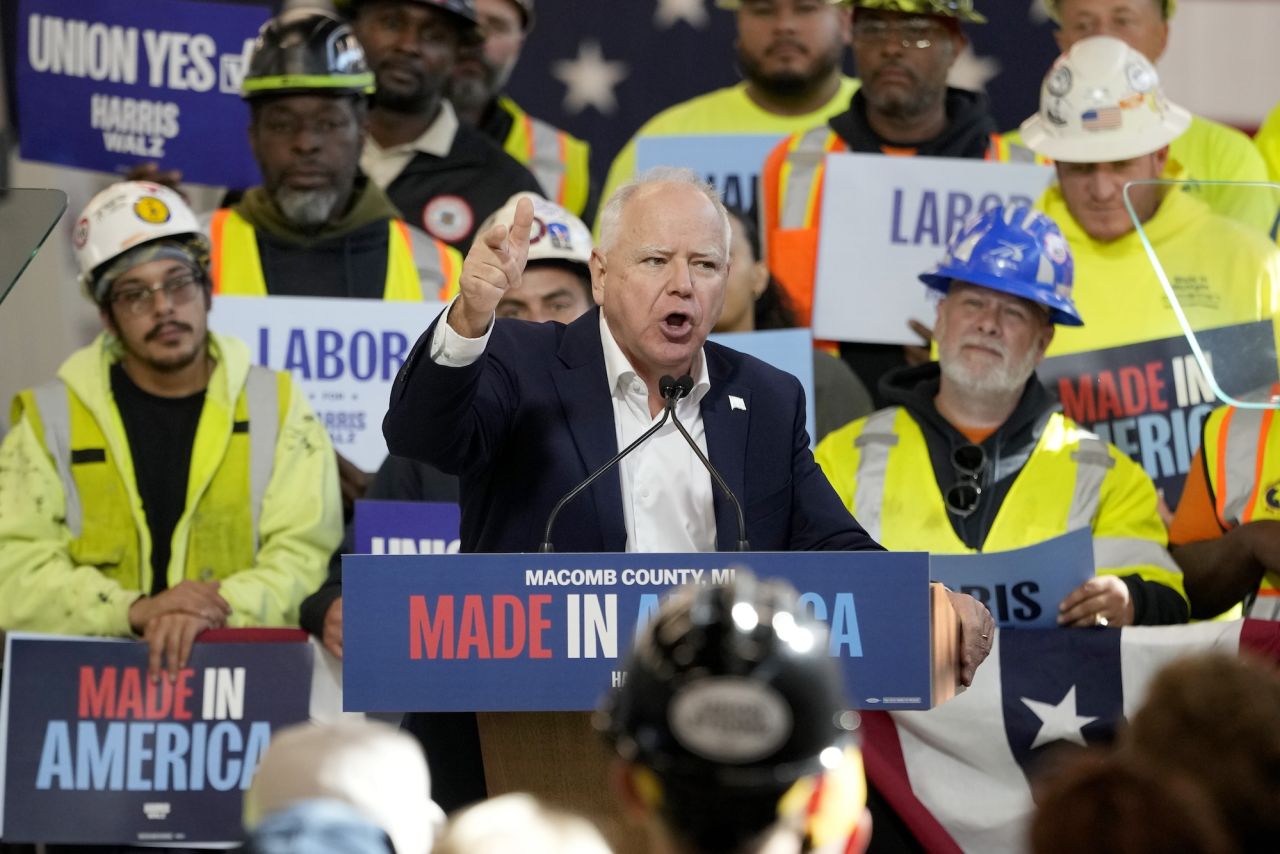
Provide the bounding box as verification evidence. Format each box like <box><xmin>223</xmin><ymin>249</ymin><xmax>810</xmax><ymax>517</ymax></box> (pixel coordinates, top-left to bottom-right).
<box><xmin>760</xmin><ymin>0</ymin><xmax>1028</xmax><ymax>405</ymax></box>
<box><xmin>349</xmin><ymin>0</ymin><xmax>541</xmax><ymax>251</ymax></box>
<box><xmin>210</xmin><ymin>9</ymin><xmax>461</xmax><ymax>303</ymax></box>
<box><xmin>600</xmin><ymin>0</ymin><xmax>861</xmax><ymax>210</ymax></box>
<box><xmin>599</xmin><ymin>573</ymin><xmax>872</xmax><ymax>854</ymax></box>
<box><xmin>447</xmin><ymin>0</ymin><xmax>594</xmax><ymax>220</ymax></box>
<box><xmin>1168</xmin><ymin>386</ymin><xmax>1280</xmax><ymax>620</ymax></box>
<box><xmin>1019</xmin><ymin>36</ymin><xmax>1280</xmax><ymax>358</ymax></box>
<box><xmin>1037</xmin><ymin>0</ymin><xmax>1274</xmax><ymax>234</ymax></box>
<box><xmin>816</xmin><ymin>204</ymin><xmax>1189</xmax><ymax>627</ymax></box>
<box><xmin>0</xmin><ymin>182</ymin><xmax>342</xmax><ymax>680</ymax></box>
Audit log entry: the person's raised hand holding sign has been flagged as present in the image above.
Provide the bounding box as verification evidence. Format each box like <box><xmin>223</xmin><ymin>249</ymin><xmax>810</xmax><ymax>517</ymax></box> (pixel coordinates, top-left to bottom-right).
<box><xmin>448</xmin><ymin>196</ymin><xmax>535</xmax><ymax>339</ymax></box>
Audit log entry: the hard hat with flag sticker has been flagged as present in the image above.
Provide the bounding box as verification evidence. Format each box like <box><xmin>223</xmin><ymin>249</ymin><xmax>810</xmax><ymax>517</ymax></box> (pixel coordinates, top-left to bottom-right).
<box><xmin>1020</xmin><ymin>35</ymin><xmax>1190</xmax><ymax>163</ymax></box>
<box><xmin>920</xmin><ymin>203</ymin><xmax>1084</xmax><ymax>326</ymax></box>
<box><xmin>73</xmin><ymin>181</ymin><xmax>210</xmax><ymax>304</ymax></box>
<box><xmin>597</xmin><ymin>572</ymin><xmax>868</xmax><ymax>854</ymax></box>
<box><xmin>478</xmin><ymin>192</ymin><xmax>592</xmax><ymax>270</ymax></box>
<box><xmin>241</xmin><ymin>9</ymin><xmax>375</xmax><ymax>100</ymax></box>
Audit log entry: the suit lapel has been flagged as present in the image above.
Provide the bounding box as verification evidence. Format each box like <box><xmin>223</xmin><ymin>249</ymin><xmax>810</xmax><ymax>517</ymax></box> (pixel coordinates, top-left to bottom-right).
<box><xmin>551</xmin><ymin>310</ymin><xmax>627</xmax><ymax>552</ymax></box>
<box><xmin>701</xmin><ymin>346</ymin><xmax>750</xmax><ymax>551</ymax></box>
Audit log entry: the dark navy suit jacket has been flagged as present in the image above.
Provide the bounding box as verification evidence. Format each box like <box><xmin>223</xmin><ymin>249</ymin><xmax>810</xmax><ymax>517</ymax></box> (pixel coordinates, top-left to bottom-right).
<box><xmin>384</xmin><ymin>308</ymin><xmax>880</xmax><ymax>554</ymax></box>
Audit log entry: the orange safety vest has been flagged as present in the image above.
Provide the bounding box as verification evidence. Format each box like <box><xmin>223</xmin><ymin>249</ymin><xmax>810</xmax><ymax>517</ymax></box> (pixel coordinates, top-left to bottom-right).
<box><xmin>761</xmin><ymin>129</ymin><xmax>1044</xmax><ymax>328</ymax></box>
<box><xmin>1201</xmin><ymin>384</ymin><xmax>1280</xmax><ymax>617</ymax></box>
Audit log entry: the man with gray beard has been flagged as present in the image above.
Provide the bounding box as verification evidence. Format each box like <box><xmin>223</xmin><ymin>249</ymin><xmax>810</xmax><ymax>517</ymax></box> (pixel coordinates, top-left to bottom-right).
<box><xmin>207</xmin><ymin>9</ymin><xmax>466</xmax><ymax>515</ymax></box>
<box><xmin>208</xmin><ymin>9</ymin><xmax>462</xmax><ymax>304</ymax></box>
<box><xmin>816</xmin><ymin>204</ymin><xmax>1189</xmax><ymax>627</ymax></box>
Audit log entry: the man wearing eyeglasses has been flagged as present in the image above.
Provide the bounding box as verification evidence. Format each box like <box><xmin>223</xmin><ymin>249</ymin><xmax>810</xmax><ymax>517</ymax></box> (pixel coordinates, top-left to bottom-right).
<box><xmin>0</xmin><ymin>181</ymin><xmax>343</xmax><ymax>681</ymax></box>
<box><xmin>816</xmin><ymin>203</ymin><xmax>1189</xmax><ymax>627</ymax></box>
<box><xmin>761</xmin><ymin>0</ymin><xmax>1034</xmax><ymax>406</ymax></box>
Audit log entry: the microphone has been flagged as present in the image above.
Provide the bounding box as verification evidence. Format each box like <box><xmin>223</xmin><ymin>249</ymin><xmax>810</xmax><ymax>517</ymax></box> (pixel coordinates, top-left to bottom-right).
<box><xmin>539</xmin><ymin>375</ymin><xmax>687</xmax><ymax>553</ymax></box>
<box><xmin>664</xmin><ymin>374</ymin><xmax>750</xmax><ymax>552</ymax></box>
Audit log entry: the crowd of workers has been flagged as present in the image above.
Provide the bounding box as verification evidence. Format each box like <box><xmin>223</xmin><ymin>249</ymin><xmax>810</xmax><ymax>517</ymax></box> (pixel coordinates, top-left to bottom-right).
<box><xmin>1</xmin><ymin>0</ymin><xmax>1279</xmax><ymax>852</ymax></box>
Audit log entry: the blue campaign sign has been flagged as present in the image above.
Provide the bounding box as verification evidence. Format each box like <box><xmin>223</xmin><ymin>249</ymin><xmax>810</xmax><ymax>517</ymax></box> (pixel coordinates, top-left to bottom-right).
<box><xmin>710</xmin><ymin>328</ymin><xmax>816</xmax><ymax>446</ymax></box>
<box><xmin>343</xmin><ymin>551</ymin><xmax>934</xmax><ymax>713</ymax></box>
<box><xmin>929</xmin><ymin>529</ymin><xmax>1095</xmax><ymax>630</ymax></box>
<box><xmin>0</xmin><ymin>634</ymin><xmax>312</xmax><ymax>845</ymax></box>
<box><xmin>635</xmin><ymin>134</ymin><xmax>784</xmax><ymax>215</ymax></box>
<box><xmin>1038</xmin><ymin>321</ymin><xmax>1279</xmax><ymax>506</ymax></box>
<box><xmin>354</xmin><ymin>500</ymin><xmax>461</xmax><ymax>555</ymax></box>
<box><xmin>16</xmin><ymin>0</ymin><xmax>270</xmax><ymax>186</ymax></box>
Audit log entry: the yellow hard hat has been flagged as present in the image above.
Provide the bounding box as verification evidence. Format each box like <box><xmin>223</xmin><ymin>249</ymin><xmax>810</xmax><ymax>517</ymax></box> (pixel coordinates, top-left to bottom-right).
<box><xmin>1044</xmin><ymin>0</ymin><xmax>1175</xmax><ymax>23</ymax></box>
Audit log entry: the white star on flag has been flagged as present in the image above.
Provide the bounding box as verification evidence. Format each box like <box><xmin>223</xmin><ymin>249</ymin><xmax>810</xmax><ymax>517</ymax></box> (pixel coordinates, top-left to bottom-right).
<box><xmin>1021</xmin><ymin>685</ymin><xmax>1098</xmax><ymax>749</ymax></box>
<box><xmin>552</xmin><ymin>40</ymin><xmax>630</xmax><ymax>116</ymax></box>
<box><xmin>1029</xmin><ymin>0</ymin><xmax>1052</xmax><ymax>24</ymax></box>
<box><xmin>948</xmin><ymin>46</ymin><xmax>1001</xmax><ymax>93</ymax></box>
<box><xmin>654</xmin><ymin>0</ymin><xmax>709</xmax><ymax>29</ymax></box>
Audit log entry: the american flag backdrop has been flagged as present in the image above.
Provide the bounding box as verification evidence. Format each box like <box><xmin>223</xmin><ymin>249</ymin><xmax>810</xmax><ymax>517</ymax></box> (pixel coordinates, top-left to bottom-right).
<box><xmin>504</xmin><ymin>0</ymin><xmax>1065</xmax><ymax>183</ymax></box>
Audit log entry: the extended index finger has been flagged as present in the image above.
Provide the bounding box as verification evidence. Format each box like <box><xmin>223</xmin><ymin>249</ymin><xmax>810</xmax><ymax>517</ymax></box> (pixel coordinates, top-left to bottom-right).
<box><xmin>507</xmin><ymin>196</ymin><xmax>535</xmax><ymax>253</ymax></box>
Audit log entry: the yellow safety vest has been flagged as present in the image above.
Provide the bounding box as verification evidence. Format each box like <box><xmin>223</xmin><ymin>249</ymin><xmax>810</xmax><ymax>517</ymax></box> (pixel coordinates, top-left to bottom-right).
<box><xmin>209</xmin><ymin>208</ymin><xmax>456</xmax><ymax>301</ymax></box>
<box><xmin>12</xmin><ymin>368</ymin><xmax>285</xmax><ymax>595</ymax></box>
<box><xmin>498</xmin><ymin>95</ymin><xmax>591</xmax><ymax>218</ymax></box>
<box><xmin>815</xmin><ymin>407</ymin><xmax>1186</xmax><ymax>595</ymax></box>
<box><xmin>1201</xmin><ymin>386</ymin><xmax>1280</xmax><ymax>617</ymax></box>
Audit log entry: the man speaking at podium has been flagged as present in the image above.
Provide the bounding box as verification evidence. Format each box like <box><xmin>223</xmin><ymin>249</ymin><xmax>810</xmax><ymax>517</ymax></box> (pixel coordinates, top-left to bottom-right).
<box><xmin>384</xmin><ymin>166</ymin><xmax>993</xmax><ymax>671</ymax></box>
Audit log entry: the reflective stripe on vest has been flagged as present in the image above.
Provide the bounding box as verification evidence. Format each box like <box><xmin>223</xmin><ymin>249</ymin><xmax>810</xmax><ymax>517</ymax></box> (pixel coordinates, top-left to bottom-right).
<box><xmin>28</xmin><ymin>370</ymin><xmax>281</xmax><ymax>587</ymax></box>
<box><xmin>851</xmin><ymin>410</ymin><xmax>1112</xmax><ymax>551</ymax></box>
<box><xmin>1066</xmin><ymin>434</ymin><xmax>1114</xmax><ymax>532</ymax></box>
<box><xmin>31</xmin><ymin>380</ymin><xmax>82</xmax><ymax>537</ymax></box>
<box><xmin>243</xmin><ymin>366</ymin><xmax>279</xmax><ymax>548</ymax></box>
<box><xmin>524</xmin><ymin>114</ymin><xmax>569</xmax><ymax>205</ymax></box>
<box><xmin>850</xmin><ymin>408</ymin><xmax>898</xmax><ymax>542</ymax></box>
<box><xmin>779</xmin><ymin>127</ymin><xmax>843</xmax><ymax>230</ymax></box>
<box><xmin>1207</xmin><ymin>402</ymin><xmax>1279</xmax><ymax>528</ymax></box>
<box><xmin>210</xmin><ymin>209</ymin><xmax>426</xmax><ymax>300</ymax></box>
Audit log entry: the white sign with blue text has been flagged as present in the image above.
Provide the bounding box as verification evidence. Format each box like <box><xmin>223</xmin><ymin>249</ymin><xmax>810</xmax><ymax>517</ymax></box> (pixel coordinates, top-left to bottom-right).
<box><xmin>813</xmin><ymin>154</ymin><xmax>1054</xmax><ymax>345</ymax></box>
<box><xmin>209</xmin><ymin>296</ymin><xmax>443</xmax><ymax>471</ymax></box>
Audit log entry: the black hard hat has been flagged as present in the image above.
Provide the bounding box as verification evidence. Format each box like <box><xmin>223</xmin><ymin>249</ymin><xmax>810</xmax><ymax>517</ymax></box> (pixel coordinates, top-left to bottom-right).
<box><xmin>343</xmin><ymin>0</ymin><xmax>480</xmax><ymax>30</ymax></box>
<box><xmin>241</xmin><ymin>9</ymin><xmax>375</xmax><ymax>100</ymax></box>
<box><xmin>599</xmin><ymin>573</ymin><xmax>856</xmax><ymax>791</ymax></box>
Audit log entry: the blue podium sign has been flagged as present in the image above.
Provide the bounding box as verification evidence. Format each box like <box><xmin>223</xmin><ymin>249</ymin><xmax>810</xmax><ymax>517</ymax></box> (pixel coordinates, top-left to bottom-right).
<box><xmin>342</xmin><ymin>551</ymin><xmax>934</xmax><ymax>712</ymax></box>
<box><xmin>0</xmin><ymin>634</ymin><xmax>312</xmax><ymax>845</ymax></box>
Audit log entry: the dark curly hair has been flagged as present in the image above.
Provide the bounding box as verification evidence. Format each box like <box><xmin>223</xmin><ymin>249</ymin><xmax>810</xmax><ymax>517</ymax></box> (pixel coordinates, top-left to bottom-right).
<box><xmin>723</xmin><ymin>206</ymin><xmax>797</xmax><ymax>331</ymax></box>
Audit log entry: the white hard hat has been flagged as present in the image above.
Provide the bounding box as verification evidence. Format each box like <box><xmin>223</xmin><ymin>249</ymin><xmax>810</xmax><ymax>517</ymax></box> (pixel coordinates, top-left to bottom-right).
<box><xmin>479</xmin><ymin>192</ymin><xmax>593</xmax><ymax>269</ymax></box>
<box><xmin>244</xmin><ymin>721</ymin><xmax>445</xmax><ymax>854</ymax></box>
<box><xmin>1019</xmin><ymin>35</ymin><xmax>1190</xmax><ymax>163</ymax></box>
<box><xmin>73</xmin><ymin>181</ymin><xmax>210</xmax><ymax>300</ymax></box>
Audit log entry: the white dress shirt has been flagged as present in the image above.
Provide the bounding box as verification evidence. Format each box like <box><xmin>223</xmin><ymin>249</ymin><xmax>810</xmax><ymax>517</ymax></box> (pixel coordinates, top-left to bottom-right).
<box><xmin>429</xmin><ymin>305</ymin><xmax>718</xmax><ymax>551</ymax></box>
<box><xmin>360</xmin><ymin>100</ymin><xmax>460</xmax><ymax>190</ymax></box>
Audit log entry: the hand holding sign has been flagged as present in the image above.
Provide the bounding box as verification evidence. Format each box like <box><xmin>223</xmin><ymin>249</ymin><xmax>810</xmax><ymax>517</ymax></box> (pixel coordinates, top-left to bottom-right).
<box><xmin>1057</xmin><ymin>575</ymin><xmax>1134</xmax><ymax>628</ymax></box>
<box><xmin>450</xmin><ymin>196</ymin><xmax>535</xmax><ymax>338</ymax></box>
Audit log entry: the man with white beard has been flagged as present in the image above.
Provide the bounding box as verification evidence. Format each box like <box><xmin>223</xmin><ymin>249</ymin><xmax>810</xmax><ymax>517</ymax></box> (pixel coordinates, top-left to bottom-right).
<box><xmin>816</xmin><ymin>204</ymin><xmax>1189</xmax><ymax>627</ymax></box>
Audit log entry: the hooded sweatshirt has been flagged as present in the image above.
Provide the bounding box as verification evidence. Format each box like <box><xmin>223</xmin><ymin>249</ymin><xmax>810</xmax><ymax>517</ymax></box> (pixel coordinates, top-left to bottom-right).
<box><xmin>878</xmin><ymin>363</ymin><xmax>1187</xmax><ymax>625</ymax></box>
<box><xmin>232</xmin><ymin>177</ymin><xmax>406</xmax><ymax>298</ymax></box>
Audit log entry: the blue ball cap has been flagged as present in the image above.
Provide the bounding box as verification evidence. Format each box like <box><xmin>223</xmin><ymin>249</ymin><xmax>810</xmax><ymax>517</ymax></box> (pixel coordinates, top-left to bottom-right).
<box><xmin>919</xmin><ymin>204</ymin><xmax>1084</xmax><ymax>327</ymax></box>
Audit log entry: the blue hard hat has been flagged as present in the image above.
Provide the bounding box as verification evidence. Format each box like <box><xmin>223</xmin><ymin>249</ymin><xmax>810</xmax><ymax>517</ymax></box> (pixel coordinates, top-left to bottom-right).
<box><xmin>919</xmin><ymin>204</ymin><xmax>1084</xmax><ymax>327</ymax></box>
